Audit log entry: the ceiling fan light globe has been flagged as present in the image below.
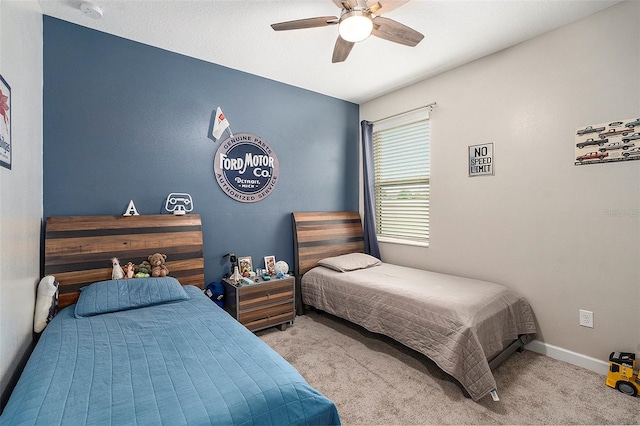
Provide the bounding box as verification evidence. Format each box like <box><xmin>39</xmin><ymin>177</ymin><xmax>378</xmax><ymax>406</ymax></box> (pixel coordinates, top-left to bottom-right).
<box><xmin>338</xmin><ymin>11</ymin><xmax>373</xmax><ymax>43</ymax></box>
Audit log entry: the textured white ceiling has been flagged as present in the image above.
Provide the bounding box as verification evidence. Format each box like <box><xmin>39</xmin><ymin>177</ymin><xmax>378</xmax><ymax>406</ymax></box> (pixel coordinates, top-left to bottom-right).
<box><xmin>38</xmin><ymin>0</ymin><xmax>620</xmax><ymax>103</ymax></box>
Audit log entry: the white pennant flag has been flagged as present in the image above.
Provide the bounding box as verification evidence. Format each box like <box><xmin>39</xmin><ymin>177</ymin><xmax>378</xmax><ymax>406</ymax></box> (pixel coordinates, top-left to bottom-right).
<box><xmin>212</xmin><ymin>107</ymin><xmax>231</xmax><ymax>140</ymax></box>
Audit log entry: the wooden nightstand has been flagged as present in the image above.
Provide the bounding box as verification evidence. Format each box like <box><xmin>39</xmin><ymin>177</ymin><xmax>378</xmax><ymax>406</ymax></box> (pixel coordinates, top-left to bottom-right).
<box><xmin>222</xmin><ymin>276</ymin><xmax>295</xmax><ymax>332</ymax></box>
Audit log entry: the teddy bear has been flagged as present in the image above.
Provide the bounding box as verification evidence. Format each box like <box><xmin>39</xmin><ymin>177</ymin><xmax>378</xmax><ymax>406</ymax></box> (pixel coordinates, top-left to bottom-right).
<box><xmin>148</xmin><ymin>253</ymin><xmax>169</xmax><ymax>277</ymax></box>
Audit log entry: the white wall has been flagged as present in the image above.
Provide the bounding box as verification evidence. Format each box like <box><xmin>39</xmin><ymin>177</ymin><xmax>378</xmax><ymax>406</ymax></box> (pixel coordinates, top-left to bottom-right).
<box><xmin>0</xmin><ymin>0</ymin><xmax>43</xmax><ymax>400</ymax></box>
<box><xmin>360</xmin><ymin>1</ymin><xmax>639</xmax><ymax>367</ymax></box>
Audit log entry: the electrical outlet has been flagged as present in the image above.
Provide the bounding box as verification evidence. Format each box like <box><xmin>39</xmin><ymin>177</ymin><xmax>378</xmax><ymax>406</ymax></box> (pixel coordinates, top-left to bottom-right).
<box><xmin>579</xmin><ymin>309</ymin><xmax>594</xmax><ymax>328</ymax></box>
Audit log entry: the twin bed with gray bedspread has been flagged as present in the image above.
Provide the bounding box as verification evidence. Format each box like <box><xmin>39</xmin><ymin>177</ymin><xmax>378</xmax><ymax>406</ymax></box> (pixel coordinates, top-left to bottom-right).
<box><xmin>293</xmin><ymin>211</ymin><xmax>537</xmax><ymax>401</ymax></box>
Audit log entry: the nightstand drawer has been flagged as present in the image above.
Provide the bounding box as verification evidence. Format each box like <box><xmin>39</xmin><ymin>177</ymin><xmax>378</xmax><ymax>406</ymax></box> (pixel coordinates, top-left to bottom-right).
<box><xmin>239</xmin><ymin>302</ymin><xmax>294</xmax><ymax>324</ymax></box>
<box><xmin>239</xmin><ymin>281</ymin><xmax>293</xmax><ymax>310</ymax></box>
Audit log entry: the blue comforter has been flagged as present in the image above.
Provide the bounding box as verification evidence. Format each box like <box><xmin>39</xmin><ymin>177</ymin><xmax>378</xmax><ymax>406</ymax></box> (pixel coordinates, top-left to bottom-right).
<box><xmin>1</xmin><ymin>286</ymin><xmax>340</xmax><ymax>425</ymax></box>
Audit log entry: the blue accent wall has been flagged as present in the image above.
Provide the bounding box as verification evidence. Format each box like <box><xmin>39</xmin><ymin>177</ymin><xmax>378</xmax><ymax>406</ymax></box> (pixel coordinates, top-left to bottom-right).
<box><xmin>43</xmin><ymin>17</ymin><xmax>359</xmax><ymax>281</ymax></box>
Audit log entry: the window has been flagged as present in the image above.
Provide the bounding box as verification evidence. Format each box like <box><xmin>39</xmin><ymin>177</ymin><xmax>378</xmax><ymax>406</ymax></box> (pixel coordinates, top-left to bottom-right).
<box><xmin>373</xmin><ymin>110</ymin><xmax>430</xmax><ymax>246</ymax></box>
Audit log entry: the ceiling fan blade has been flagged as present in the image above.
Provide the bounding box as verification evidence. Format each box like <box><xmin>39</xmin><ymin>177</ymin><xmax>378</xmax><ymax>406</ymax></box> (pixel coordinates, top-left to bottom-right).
<box><xmin>271</xmin><ymin>16</ymin><xmax>338</xmax><ymax>31</ymax></box>
<box><xmin>332</xmin><ymin>0</ymin><xmax>359</xmax><ymax>10</ymax></box>
<box><xmin>332</xmin><ymin>36</ymin><xmax>355</xmax><ymax>63</ymax></box>
<box><xmin>372</xmin><ymin>16</ymin><xmax>423</xmax><ymax>47</ymax></box>
<box><xmin>367</xmin><ymin>0</ymin><xmax>410</xmax><ymax>16</ymax></box>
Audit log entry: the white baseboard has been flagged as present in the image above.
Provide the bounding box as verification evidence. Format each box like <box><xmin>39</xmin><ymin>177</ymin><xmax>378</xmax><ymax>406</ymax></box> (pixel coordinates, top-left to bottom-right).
<box><xmin>525</xmin><ymin>340</ymin><xmax>609</xmax><ymax>376</ymax></box>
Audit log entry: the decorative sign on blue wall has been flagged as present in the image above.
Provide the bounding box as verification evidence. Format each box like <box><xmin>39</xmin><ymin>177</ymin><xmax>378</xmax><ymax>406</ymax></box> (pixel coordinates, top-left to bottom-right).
<box><xmin>213</xmin><ymin>133</ymin><xmax>280</xmax><ymax>203</ymax></box>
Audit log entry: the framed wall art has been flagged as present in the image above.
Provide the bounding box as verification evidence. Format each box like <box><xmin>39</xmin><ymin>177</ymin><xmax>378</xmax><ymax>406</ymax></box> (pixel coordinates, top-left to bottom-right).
<box><xmin>0</xmin><ymin>74</ymin><xmax>11</xmax><ymax>170</ymax></box>
<box><xmin>469</xmin><ymin>143</ymin><xmax>493</xmax><ymax>177</ymax></box>
<box><xmin>575</xmin><ymin>118</ymin><xmax>640</xmax><ymax>165</ymax></box>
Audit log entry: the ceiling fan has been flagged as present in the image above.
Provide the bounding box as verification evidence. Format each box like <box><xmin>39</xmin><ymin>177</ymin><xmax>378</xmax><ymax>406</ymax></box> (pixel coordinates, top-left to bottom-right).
<box><xmin>270</xmin><ymin>0</ymin><xmax>424</xmax><ymax>63</ymax></box>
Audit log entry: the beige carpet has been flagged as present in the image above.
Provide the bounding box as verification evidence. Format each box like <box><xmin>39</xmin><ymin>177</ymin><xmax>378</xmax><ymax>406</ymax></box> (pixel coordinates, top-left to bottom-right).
<box><xmin>257</xmin><ymin>311</ymin><xmax>640</xmax><ymax>425</ymax></box>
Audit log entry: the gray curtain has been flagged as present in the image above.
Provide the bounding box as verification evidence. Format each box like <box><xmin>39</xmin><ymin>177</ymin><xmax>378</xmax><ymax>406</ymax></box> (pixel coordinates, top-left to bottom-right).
<box><xmin>360</xmin><ymin>120</ymin><xmax>381</xmax><ymax>259</ymax></box>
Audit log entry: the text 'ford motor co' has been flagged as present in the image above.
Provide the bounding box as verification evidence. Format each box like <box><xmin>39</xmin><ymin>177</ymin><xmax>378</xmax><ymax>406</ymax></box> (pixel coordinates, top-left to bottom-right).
<box><xmin>213</xmin><ymin>133</ymin><xmax>280</xmax><ymax>203</ymax></box>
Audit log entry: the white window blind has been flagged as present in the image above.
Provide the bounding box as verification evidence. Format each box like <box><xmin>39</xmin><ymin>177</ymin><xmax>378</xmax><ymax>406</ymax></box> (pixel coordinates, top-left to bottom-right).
<box><xmin>373</xmin><ymin>111</ymin><xmax>430</xmax><ymax>245</ymax></box>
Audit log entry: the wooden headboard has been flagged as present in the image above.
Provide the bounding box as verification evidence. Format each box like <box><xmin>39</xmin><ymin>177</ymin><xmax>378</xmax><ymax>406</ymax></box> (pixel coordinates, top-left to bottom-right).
<box><xmin>291</xmin><ymin>211</ymin><xmax>365</xmax><ymax>278</ymax></box>
<box><xmin>45</xmin><ymin>214</ymin><xmax>205</xmax><ymax>309</ymax></box>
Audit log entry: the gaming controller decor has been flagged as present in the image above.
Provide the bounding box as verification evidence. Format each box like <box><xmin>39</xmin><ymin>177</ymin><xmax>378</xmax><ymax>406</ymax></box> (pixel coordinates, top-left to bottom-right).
<box><xmin>164</xmin><ymin>193</ymin><xmax>193</xmax><ymax>215</ymax></box>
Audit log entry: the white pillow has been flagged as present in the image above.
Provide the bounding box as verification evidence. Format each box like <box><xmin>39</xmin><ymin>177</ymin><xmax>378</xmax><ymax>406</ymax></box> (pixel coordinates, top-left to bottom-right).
<box><xmin>317</xmin><ymin>253</ymin><xmax>381</xmax><ymax>272</ymax></box>
<box><xmin>34</xmin><ymin>276</ymin><xmax>59</xmax><ymax>333</ymax></box>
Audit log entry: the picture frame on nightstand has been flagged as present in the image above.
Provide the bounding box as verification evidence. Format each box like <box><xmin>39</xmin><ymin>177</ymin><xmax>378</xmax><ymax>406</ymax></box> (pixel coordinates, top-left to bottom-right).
<box><xmin>238</xmin><ymin>256</ymin><xmax>253</xmax><ymax>276</ymax></box>
<box><xmin>264</xmin><ymin>255</ymin><xmax>276</xmax><ymax>275</ymax></box>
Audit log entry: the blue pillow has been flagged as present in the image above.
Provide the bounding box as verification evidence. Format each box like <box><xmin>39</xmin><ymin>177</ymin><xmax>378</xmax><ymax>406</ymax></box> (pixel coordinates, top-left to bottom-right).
<box><xmin>75</xmin><ymin>277</ymin><xmax>190</xmax><ymax>318</ymax></box>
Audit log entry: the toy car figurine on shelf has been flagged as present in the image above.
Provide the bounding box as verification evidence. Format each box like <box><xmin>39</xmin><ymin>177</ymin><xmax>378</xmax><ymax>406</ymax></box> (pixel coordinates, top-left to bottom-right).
<box><xmin>606</xmin><ymin>352</ymin><xmax>639</xmax><ymax>397</ymax></box>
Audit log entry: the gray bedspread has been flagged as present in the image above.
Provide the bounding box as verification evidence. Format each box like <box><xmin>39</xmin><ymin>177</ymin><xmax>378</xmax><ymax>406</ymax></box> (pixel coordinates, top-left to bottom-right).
<box><xmin>301</xmin><ymin>263</ymin><xmax>537</xmax><ymax>401</ymax></box>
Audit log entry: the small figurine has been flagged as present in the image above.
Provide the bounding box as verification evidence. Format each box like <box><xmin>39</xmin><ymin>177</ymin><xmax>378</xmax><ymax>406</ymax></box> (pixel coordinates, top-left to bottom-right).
<box><xmin>135</xmin><ymin>261</ymin><xmax>151</xmax><ymax>278</ymax></box>
<box><xmin>123</xmin><ymin>262</ymin><xmax>135</xmax><ymax>279</ymax></box>
<box><xmin>230</xmin><ymin>265</ymin><xmax>242</xmax><ymax>284</ymax></box>
<box><xmin>111</xmin><ymin>257</ymin><xmax>125</xmax><ymax>280</ymax></box>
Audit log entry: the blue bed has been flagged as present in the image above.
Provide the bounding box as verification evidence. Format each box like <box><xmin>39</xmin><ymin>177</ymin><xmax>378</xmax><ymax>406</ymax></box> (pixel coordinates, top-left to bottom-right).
<box><xmin>1</xmin><ymin>278</ymin><xmax>340</xmax><ymax>425</ymax></box>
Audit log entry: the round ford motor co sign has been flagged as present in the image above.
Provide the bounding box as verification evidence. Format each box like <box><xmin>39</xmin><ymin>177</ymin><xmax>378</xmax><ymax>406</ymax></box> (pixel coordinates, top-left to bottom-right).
<box><xmin>213</xmin><ymin>133</ymin><xmax>280</xmax><ymax>203</ymax></box>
